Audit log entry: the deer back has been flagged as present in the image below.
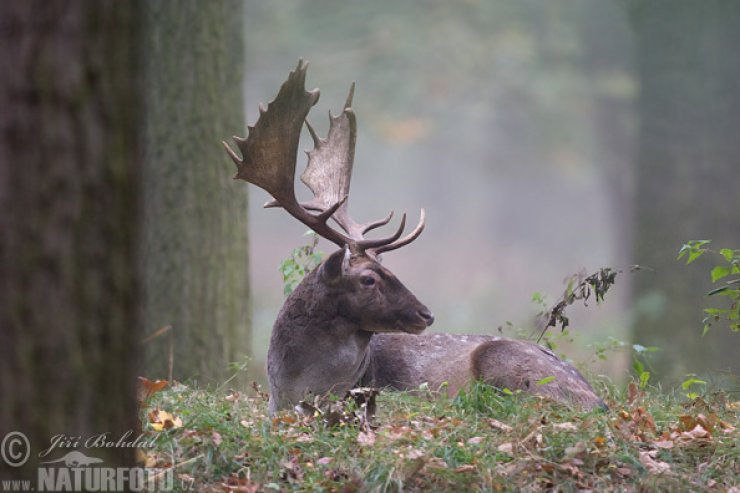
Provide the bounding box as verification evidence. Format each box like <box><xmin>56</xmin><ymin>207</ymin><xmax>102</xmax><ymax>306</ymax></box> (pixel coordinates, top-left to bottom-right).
<box><xmin>364</xmin><ymin>333</ymin><xmax>607</xmax><ymax>411</ymax></box>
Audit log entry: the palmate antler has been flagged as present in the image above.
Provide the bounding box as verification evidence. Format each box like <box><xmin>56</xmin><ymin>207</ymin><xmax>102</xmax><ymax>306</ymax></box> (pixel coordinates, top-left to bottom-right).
<box><xmin>223</xmin><ymin>60</ymin><xmax>425</xmax><ymax>257</ymax></box>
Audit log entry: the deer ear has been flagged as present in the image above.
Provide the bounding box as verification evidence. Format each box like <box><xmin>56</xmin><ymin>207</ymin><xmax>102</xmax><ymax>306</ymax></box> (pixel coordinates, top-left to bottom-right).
<box><xmin>321</xmin><ymin>246</ymin><xmax>350</xmax><ymax>284</ymax></box>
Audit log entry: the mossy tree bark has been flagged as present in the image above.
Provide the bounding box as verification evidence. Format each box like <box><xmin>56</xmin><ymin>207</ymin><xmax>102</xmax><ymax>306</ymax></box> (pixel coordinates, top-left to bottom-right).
<box><xmin>631</xmin><ymin>1</ymin><xmax>740</xmax><ymax>381</ymax></box>
<box><xmin>139</xmin><ymin>1</ymin><xmax>250</xmax><ymax>383</ymax></box>
<box><xmin>0</xmin><ymin>0</ymin><xmax>140</xmax><ymax>476</ymax></box>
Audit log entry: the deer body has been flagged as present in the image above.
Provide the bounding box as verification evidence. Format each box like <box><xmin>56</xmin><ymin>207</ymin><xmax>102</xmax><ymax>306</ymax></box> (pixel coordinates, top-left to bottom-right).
<box><xmin>225</xmin><ymin>61</ymin><xmax>606</xmax><ymax>416</ymax></box>
<box><xmin>364</xmin><ymin>334</ymin><xmax>606</xmax><ymax>409</ymax></box>
<box><xmin>267</xmin><ymin>250</ymin><xmax>605</xmax><ymax>414</ymax></box>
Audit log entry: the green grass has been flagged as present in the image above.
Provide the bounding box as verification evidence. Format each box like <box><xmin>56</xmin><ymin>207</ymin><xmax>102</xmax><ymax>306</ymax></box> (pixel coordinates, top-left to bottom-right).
<box><xmin>140</xmin><ymin>378</ymin><xmax>739</xmax><ymax>492</ymax></box>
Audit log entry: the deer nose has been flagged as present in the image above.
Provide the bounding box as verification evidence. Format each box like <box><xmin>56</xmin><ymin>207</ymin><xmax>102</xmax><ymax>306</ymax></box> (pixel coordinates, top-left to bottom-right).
<box><xmin>418</xmin><ymin>308</ymin><xmax>434</xmax><ymax>326</ymax></box>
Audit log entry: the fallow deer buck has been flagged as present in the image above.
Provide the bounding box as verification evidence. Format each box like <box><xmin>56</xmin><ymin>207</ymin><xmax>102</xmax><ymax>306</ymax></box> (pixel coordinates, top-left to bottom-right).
<box><xmin>224</xmin><ymin>61</ymin><xmax>606</xmax><ymax>415</ymax></box>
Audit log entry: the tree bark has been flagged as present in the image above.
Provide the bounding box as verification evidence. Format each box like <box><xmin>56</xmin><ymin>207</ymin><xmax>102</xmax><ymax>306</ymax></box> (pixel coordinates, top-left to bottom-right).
<box><xmin>0</xmin><ymin>0</ymin><xmax>140</xmax><ymax>476</ymax></box>
<box><xmin>631</xmin><ymin>0</ymin><xmax>740</xmax><ymax>381</ymax></box>
<box><xmin>139</xmin><ymin>1</ymin><xmax>250</xmax><ymax>383</ymax></box>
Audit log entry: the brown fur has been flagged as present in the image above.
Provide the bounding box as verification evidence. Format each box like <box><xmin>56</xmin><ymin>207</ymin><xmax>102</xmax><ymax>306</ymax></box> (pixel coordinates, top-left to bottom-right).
<box><xmin>362</xmin><ymin>334</ymin><xmax>605</xmax><ymax>410</ymax></box>
<box><xmin>267</xmin><ymin>250</ymin><xmax>606</xmax><ymax>414</ymax></box>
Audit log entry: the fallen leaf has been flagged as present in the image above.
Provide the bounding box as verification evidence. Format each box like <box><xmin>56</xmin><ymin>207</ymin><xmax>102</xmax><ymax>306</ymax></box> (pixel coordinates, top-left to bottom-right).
<box><xmin>533</xmin><ymin>433</ymin><xmax>544</xmax><ymax>448</ymax></box>
<box><xmin>382</xmin><ymin>425</ymin><xmax>413</xmax><ymax>441</ymax></box>
<box><xmin>317</xmin><ymin>457</ymin><xmax>333</xmax><ymax>465</ymax></box>
<box><xmin>137</xmin><ymin>377</ymin><xmax>168</xmax><ymax>404</ymax></box>
<box><xmin>273</xmin><ymin>415</ymin><xmax>296</xmax><ymax>427</ymax></box>
<box><xmin>225</xmin><ymin>391</ymin><xmax>241</xmax><ymax>402</ymax></box>
<box><xmin>279</xmin><ymin>457</ymin><xmax>304</xmax><ymax>483</ymax></box>
<box><xmin>497</xmin><ymin>442</ymin><xmax>514</xmax><ymax>454</ymax></box>
<box><xmin>719</xmin><ymin>419</ymin><xmax>735</xmax><ymax>433</ymax></box>
<box><xmin>680</xmin><ymin>424</ymin><xmax>710</xmax><ymax>441</ymax></box>
<box><xmin>652</xmin><ymin>439</ymin><xmax>674</xmax><ymax>449</ymax></box>
<box><xmin>142</xmin><ymin>452</ymin><xmax>159</xmax><ymax>468</ymax></box>
<box><xmin>467</xmin><ymin>436</ymin><xmax>484</xmax><ymax>445</ymax></box>
<box><xmin>408</xmin><ymin>449</ymin><xmax>426</xmax><ymax>461</ymax></box>
<box><xmin>178</xmin><ymin>473</ymin><xmax>195</xmax><ymax>486</ymax></box>
<box><xmin>495</xmin><ymin>462</ymin><xmax>520</xmax><ymax>477</ymax></box>
<box><xmin>212</xmin><ymin>431</ymin><xmax>222</xmax><ymax>447</ymax></box>
<box><xmin>563</xmin><ymin>441</ymin><xmax>587</xmax><ymax>459</ymax></box>
<box><xmin>424</xmin><ymin>457</ymin><xmax>449</xmax><ymax>471</ymax></box>
<box><xmin>593</xmin><ymin>436</ymin><xmax>607</xmax><ymax>448</ymax></box>
<box><xmin>627</xmin><ymin>382</ymin><xmax>639</xmax><ymax>404</ymax></box>
<box><xmin>639</xmin><ymin>450</ymin><xmax>671</xmax><ymax>475</ymax></box>
<box><xmin>487</xmin><ymin>418</ymin><xmax>513</xmax><ymax>433</ymax></box>
<box><xmin>454</xmin><ymin>464</ymin><xmax>476</xmax><ymax>473</ymax></box>
<box><xmin>148</xmin><ymin>409</ymin><xmax>183</xmax><ymax>432</ymax></box>
<box><xmin>295</xmin><ymin>433</ymin><xmax>313</xmax><ymax>443</ymax></box>
<box><xmin>357</xmin><ymin>430</ymin><xmax>376</xmax><ymax>446</ymax></box>
<box><xmin>559</xmin><ymin>462</ymin><xmax>583</xmax><ymax>478</ymax></box>
<box><xmin>553</xmin><ymin>422</ymin><xmax>578</xmax><ymax>432</ymax></box>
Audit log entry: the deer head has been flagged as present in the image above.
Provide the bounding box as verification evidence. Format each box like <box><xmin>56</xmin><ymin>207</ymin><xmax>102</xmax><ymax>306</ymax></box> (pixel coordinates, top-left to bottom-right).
<box><xmin>316</xmin><ymin>247</ymin><xmax>434</xmax><ymax>334</ymax></box>
<box><xmin>223</xmin><ymin>60</ymin><xmax>433</xmax><ymax>334</ymax></box>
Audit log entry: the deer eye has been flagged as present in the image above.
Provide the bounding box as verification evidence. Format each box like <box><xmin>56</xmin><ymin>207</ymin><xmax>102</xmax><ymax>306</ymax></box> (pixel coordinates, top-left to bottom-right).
<box><xmin>360</xmin><ymin>275</ymin><xmax>376</xmax><ymax>287</ymax></box>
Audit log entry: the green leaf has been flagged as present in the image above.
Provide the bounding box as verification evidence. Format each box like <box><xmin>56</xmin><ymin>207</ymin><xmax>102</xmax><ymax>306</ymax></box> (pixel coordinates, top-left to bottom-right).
<box><xmin>707</xmin><ymin>285</ymin><xmax>731</xmax><ymax>296</ymax></box>
<box><xmin>638</xmin><ymin>371</ymin><xmax>650</xmax><ymax>389</ymax></box>
<box><xmin>720</xmin><ymin>248</ymin><xmax>734</xmax><ymax>262</ymax></box>
<box><xmin>687</xmin><ymin>250</ymin><xmax>704</xmax><ymax>264</ymax></box>
<box><xmin>677</xmin><ymin>240</ymin><xmax>710</xmax><ymax>263</ymax></box>
<box><xmin>711</xmin><ymin>265</ymin><xmax>731</xmax><ymax>282</ymax></box>
<box><xmin>536</xmin><ymin>376</ymin><xmax>556</xmax><ymax>386</ymax></box>
<box><xmin>681</xmin><ymin>377</ymin><xmax>706</xmax><ymax>390</ymax></box>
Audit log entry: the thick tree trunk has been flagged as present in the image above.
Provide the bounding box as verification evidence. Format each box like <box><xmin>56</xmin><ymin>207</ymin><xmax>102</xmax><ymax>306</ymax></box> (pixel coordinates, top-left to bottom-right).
<box><xmin>139</xmin><ymin>1</ymin><xmax>250</xmax><ymax>383</ymax></box>
<box><xmin>0</xmin><ymin>0</ymin><xmax>140</xmax><ymax>477</ymax></box>
<box><xmin>631</xmin><ymin>1</ymin><xmax>740</xmax><ymax>381</ymax></box>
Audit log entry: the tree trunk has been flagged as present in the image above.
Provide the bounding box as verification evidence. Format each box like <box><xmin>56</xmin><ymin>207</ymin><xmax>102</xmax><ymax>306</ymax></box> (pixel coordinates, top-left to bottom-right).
<box><xmin>0</xmin><ymin>0</ymin><xmax>140</xmax><ymax>477</ymax></box>
<box><xmin>139</xmin><ymin>1</ymin><xmax>250</xmax><ymax>383</ymax></box>
<box><xmin>631</xmin><ymin>0</ymin><xmax>740</xmax><ymax>381</ymax></box>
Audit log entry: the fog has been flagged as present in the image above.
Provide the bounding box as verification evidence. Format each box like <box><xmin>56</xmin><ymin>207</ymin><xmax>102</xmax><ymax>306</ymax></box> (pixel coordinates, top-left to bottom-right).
<box><xmin>242</xmin><ymin>1</ymin><xmax>739</xmax><ymax>385</ymax></box>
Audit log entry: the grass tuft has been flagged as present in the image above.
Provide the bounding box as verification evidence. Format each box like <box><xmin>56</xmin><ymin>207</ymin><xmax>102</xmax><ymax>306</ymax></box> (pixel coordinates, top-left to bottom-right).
<box><xmin>140</xmin><ymin>379</ymin><xmax>739</xmax><ymax>492</ymax></box>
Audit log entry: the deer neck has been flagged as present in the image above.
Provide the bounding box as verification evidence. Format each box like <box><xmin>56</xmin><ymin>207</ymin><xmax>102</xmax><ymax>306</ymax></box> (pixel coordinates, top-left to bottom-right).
<box><xmin>267</xmin><ymin>269</ymin><xmax>373</xmax><ymax>413</ymax></box>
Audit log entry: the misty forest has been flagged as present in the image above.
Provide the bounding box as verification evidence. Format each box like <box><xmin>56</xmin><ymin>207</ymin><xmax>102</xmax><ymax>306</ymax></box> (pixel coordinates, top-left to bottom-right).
<box><xmin>1</xmin><ymin>1</ymin><xmax>738</xmax><ymax>491</ymax></box>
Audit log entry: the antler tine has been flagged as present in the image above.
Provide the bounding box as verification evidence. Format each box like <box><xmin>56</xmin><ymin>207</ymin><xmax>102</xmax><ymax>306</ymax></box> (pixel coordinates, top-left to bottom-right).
<box><xmin>223</xmin><ymin>59</ymin><xmax>353</xmax><ymax>248</ymax></box>
<box><xmin>301</xmin><ymin>82</ymin><xmax>411</xmax><ymax>253</ymax></box>
<box><xmin>344</xmin><ymin>82</ymin><xmax>355</xmax><ymax>109</ymax></box>
<box><xmin>370</xmin><ymin>209</ymin><xmax>426</xmax><ymax>256</ymax></box>
<box><xmin>356</xmin><ymin>213</ymin><xmax>407</xmax><ymax>250</ymax></box>
<box><xmin>361</xmin><ymin>211</ymin><xmax>394</xmax><ymax>235</ymax></box>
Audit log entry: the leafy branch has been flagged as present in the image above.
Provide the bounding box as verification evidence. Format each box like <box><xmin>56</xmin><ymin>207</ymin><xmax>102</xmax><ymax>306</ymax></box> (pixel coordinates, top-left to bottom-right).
<box><xmin>535</xmin><ymin>266</ymin><xmax>638</xmax><ymax>343</ymax></box>
<box><xmin>279</xmin><ymin>232</ymin><xmax>324</xmax><ymax>296</ymax></box>
<box><xmin>678</xmin><ymin>240</ymin><xmax>740</xmax><ymax>334</ymax></box>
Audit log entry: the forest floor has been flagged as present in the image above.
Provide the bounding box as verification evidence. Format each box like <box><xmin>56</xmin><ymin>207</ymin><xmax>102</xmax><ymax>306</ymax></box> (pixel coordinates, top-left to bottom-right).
<box><xmin>138</xmin><ymin>377</ymin><xmax>739</xmax><ymax>492</ymax></box>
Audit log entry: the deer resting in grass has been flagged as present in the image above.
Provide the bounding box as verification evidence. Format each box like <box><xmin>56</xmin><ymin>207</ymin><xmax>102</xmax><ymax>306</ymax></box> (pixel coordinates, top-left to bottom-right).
<box><xmin>224</xmin><ymin>61</ymin><xmax>606</xmax><ymax>415</ymax></box>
